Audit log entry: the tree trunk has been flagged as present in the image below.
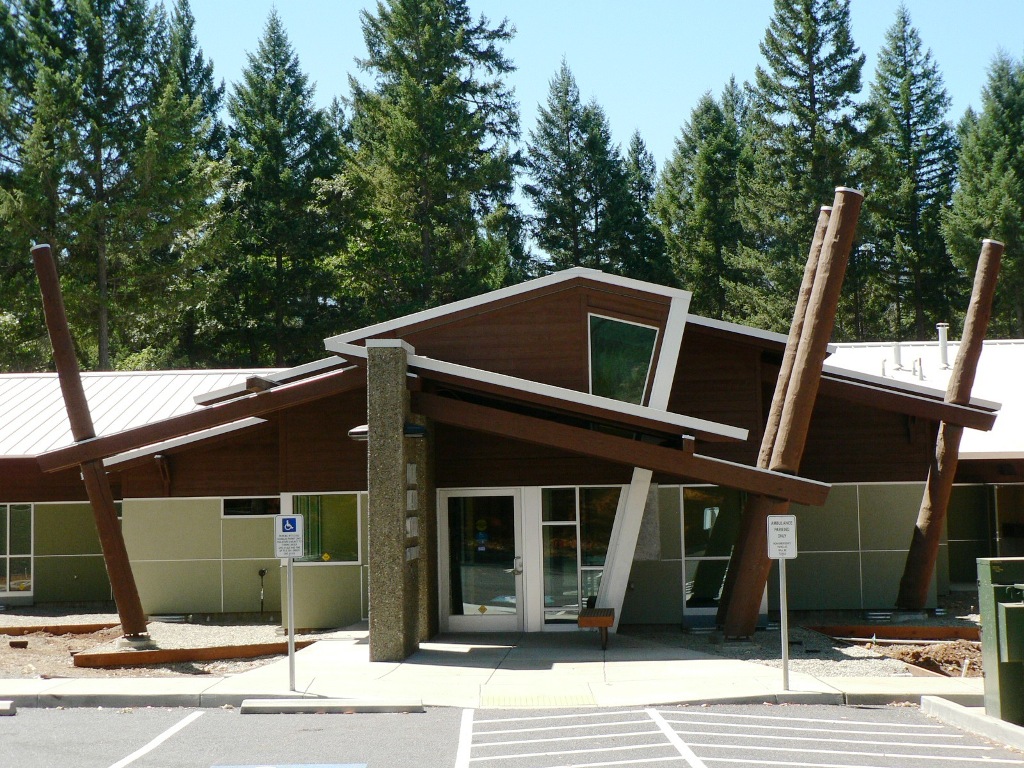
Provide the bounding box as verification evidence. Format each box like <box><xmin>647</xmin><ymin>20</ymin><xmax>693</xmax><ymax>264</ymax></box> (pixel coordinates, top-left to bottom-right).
<box><xmin>896</xmin><ymin>239</ymin><xmax>1003</xmax><ymax>609</ymax></box>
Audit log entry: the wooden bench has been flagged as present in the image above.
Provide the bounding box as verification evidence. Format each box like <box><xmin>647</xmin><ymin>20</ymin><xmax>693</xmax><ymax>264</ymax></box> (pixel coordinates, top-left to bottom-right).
<box><xmin>578</xmin><ymin>607</ymin><xmax>615</xmax><ymax>650</ymax></box>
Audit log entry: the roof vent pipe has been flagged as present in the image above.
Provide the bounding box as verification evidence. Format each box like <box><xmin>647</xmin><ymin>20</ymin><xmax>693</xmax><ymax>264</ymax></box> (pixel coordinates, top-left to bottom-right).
<box><xmin>937</xmin><ymin>322</ymin><xmax>951</xmax><ymax>369</ymax></box>
<box><xmin>893</xmin><ymin>341</ymin><xmax>904</xmax><ymax>369</ymax></box>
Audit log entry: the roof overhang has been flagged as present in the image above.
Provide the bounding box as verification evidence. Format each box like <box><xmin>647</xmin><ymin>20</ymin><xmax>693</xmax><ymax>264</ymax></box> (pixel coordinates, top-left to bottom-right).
<box><xmin>329</xmin><ymin>340</ymin><xmax>747</xmax><ymax>443</ymax></box>
<box><xmin>37</xmin><ymin>366</ymin><xmax>366</xmax><ymax>473</ymax></box>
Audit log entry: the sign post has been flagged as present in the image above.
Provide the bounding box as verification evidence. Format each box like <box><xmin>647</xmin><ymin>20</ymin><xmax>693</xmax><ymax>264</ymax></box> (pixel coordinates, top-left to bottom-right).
<box><xmin>275</xmin><ymin>514</ymin><xmax>304</xmax><ymax>692</ymax></box>
<box><xmin>767</xmin><ymin>514</ymin><xmax>797</xmax><ymax>691</ymax></box>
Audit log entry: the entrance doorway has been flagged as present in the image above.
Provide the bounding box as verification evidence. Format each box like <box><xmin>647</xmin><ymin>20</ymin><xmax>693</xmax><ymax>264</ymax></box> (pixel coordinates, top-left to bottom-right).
<box><xmin>438</xmin><ymin>489</ymin><xmax>524</xmax><ymax>631</ymax></box>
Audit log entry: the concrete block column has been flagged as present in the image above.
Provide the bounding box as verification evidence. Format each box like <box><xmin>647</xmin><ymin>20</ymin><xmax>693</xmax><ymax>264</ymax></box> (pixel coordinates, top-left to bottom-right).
<box><xmin>366</xmin><ymin>340</ymin><xmax>419</xmax><ymax>661</ymax></box>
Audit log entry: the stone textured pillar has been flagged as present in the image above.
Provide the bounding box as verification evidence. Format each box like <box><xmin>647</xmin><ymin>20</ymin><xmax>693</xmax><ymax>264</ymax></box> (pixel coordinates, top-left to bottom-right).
<box><xmin>366</xmin><ymin>339</ymin><xmax>419</xmax><ymax>661</ymax></box>
<box><xmin>410</xmin><ymin>414</ymin><xmax>438</xmax><ymax>641</ymax></box>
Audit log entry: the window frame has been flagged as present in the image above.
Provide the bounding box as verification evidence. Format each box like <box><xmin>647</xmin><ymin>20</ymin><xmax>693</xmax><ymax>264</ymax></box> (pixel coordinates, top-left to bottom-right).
<box><xmin>0</xmin><ymin>503</ymin><xmax>33</xmax><ymax>597</ymax></box>
<box><xmin>279</xmin><ymin>492</ymin><xmax>363</xmax><ymax>566</ymax></box>
<box><xmin>586</xmin><ymin>312</ymin><xmax>660</xmax><ymax>405</ymax></box>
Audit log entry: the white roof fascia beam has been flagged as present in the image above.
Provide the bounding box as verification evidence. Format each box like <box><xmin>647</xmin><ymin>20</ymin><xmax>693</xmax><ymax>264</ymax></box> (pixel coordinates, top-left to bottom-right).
<box><xmin>324</xmin><ymin>267</ymin><xmax>692</xmax><ymax>346</ymax></box>
<box><xmin>194</xmin><ymin>359</ymin><xmax>353</xmax><ymax>406</ymax></box>
<box><xmin>330</xmin><ymin>340</ymin><xmax>747</xmax><ymax>442</ymax></box>
<box><xmin>103</xmin><ymin>417</ymin><xmax>267</xmax><ymax>468</ymax></box>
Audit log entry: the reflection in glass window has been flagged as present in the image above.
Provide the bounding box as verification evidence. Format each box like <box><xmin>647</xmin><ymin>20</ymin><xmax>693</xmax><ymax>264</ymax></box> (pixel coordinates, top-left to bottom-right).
<box><xmin>223</xmin><ymin>498</ymin><xmax>281</xmax><ymax>516</ymax></box>
<box><xmin>542</xmin><ymin>488</ymin><xmax>576</xmax><ymax>522</ymax></box>
<box><xmin>589</xmin><ymin>314</ymin><xmax>658</xmax><ymax>404</ymax></box>
<box><xmin>580</xmin><ymin>487</ymin><xmax>620</xmax><ymax>566</ymax></box>
<box><xmin>0</xmin><ymin>504</ymin><xmax>32</xmax><ymax>594</ymax></box>
<box><xmin>292</xmin><ymin>494</ymin><xmax>359</xmax><ymax>563</ymax></box>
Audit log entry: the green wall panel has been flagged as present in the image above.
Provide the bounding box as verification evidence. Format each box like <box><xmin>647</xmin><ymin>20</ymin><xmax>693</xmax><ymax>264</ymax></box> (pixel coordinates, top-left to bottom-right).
<box><xmin>769</xmin><ymin>552</ymin><xmax>862</xmax><ymax>610</ymax></box>
<box><xmin>858</xmin><ymin>484</ymin><xmax>926</xmax><ymax>550</ymax></box>
<box><xmin>123</xmin><ymin>499</ymin><xmax>221</xmax><ymax>560</ymax></box>
<box><xmin>620</xmin><ymin>560</ymin><xmax>683</xmax><ymax>624</ymax></box>
<box><xmin>222</xmin><ymin>558</ymin><xmax>282</xmax><ymax>613</ymax></box>
<box><xmin>34</xmin><ymin>503</ymin><xmax>101</xmax><ymax>556</ymax></box>
<box><xmin>280</xmin><ymin>564</ymin><xmax>363</xmax><ymax>630</ymax></box>
<box><xmin>132</xmin><ymin>560</ymin><xmax>221</xmax><ymax>614</ymax></box>
<box><xmin>657</xmin><ymin>487</ymin><xmax>682</xmax><ymax>560</ymax></box>
<box><xmin>33</xmin><ymin>555</ymin><xmax>110</xmax><ymax>602</ymax></box>
<box><xmin>791</xmin><ymin>485</ymin><xmax>859</xmax><ymax>552</ymax></box>
<box><xmin>861</xmin><ymin>550</ymin><xmax>937</xmax><ymax>608</ymax></box>
<box><xmin>222</xmin><ymin>517</ymin><xmax>275</xmax><ymax>559</ymax></box>
<box><xmin>948</xmin><ymin>485</ymin><xmax>991</xmax><ymax>539</ymax></box>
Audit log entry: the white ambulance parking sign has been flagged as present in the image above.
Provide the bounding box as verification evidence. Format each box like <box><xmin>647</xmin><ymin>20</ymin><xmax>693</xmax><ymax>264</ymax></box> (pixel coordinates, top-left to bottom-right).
<box><xmin>767</xmin><ymin>514</ymin><xmax>798</xmax><ymax>560</ymax></box>
<box><xmin>275</xmin><ymin>514</ymin><xmax>304</xmax><ymax>558</ymax></box>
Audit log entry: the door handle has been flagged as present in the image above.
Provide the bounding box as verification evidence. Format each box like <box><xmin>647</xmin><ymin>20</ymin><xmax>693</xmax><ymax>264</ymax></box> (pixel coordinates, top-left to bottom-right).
<box><xmin>512</xmin><ymin>555</ymin><xmax>523</xmax><ymax>576</ymax></box>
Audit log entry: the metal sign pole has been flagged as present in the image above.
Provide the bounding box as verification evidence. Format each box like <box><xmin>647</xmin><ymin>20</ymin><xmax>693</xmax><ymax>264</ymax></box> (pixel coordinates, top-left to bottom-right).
<box><xmin>780</xmin><ymin>557</ymin><xmax>789</xmax><ymax>691</ymax></box>
<box><xmin>287</xmin><ymin>555</ymin><xmax>296</xmax><ymax>692</ymax></box>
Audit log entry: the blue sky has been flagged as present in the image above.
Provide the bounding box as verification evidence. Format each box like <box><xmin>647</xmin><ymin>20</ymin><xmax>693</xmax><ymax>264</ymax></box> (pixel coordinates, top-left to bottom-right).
<box><xmin>191</xmin><ymin>1</ymin><xmax>1024</xmax><ymax>171</ymax></box>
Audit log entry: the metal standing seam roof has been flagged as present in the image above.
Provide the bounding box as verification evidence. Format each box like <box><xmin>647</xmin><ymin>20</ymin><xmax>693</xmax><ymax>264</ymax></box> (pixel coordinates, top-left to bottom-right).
<box><xmin>0</xmin><ymin>370</ymin><xmax>277</xmax><ymax>457</ymax></box>
<box><xmin>825</xmin><ymin>339</ymin><xmax>1019</xmax><ymax>459</ymax></box>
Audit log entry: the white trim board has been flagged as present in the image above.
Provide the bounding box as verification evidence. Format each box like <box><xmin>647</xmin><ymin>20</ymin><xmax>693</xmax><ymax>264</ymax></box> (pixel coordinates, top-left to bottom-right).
<box><xmin>329</xmin><ymin>340</ymin><xmax>748</xmax><ymax>442</ymax></box>
<box><xmin>324</xmin><ymin>268</ymin><xmax>693</xmax><ymax>346</ymax></box>
<box><xmin>103</xmin><ymin>418</ymin><xmax>267</xmax><ymax>468</ymax></box>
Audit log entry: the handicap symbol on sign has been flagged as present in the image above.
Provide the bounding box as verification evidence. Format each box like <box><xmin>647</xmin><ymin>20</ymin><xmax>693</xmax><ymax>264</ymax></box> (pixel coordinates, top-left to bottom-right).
<box><xmin>282</xmin><ymin>517</ymin><xmax>297</xmax><ymax>532</ymax></box>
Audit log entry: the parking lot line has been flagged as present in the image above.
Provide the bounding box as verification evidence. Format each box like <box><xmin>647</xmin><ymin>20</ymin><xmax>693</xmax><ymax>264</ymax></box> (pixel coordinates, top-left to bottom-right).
<box><xmin>106</xmin><ymin>711</ymin><xmax>205</xmax><ymax>768</ymax></box>
<box><xmin>646</xmin><ymin>709</ymin><xmax>708</xmax><ymax>768</ymax></box>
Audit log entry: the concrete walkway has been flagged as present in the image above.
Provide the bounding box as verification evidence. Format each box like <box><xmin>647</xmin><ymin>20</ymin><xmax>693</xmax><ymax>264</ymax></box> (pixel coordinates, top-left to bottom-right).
<box><xmin>0</xmin><ymin>630</ymin><xmax>984</xmax><ymax>711</ymax></box>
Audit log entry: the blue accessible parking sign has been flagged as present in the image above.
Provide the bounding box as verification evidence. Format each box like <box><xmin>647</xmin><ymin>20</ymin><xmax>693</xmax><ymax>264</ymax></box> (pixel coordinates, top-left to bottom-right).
<box><xmin>274</xmin><ymin>514</ymin><xmax>304</xmax><ymax>558</ymax></box>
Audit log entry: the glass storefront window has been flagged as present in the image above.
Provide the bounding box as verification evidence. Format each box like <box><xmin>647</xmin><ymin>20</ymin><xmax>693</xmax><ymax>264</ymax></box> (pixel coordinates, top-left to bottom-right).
<box><xmin>543</xmin><ymin>524</ymin><xmax>579</xmax><ymax>623</ymax></box>
<box><xmin>1</xmin><ymin>504</ymin><xmax>32</xmax><ymax>594</ymax></box>
<box><xmin>292</xmin><ymin>494</ymin><xmax>359</xmax><ymax>563</ymax></box>
<box><xmin>580</xmin><ymin>487</ymin><xmax>619</xmax><ymax>566</ymax></box>
<box><xmin>448</xmin><ymin>495</ymin><xmax>517</xmax><ymax>616</ymax></box>
<box><xmin>542</xmin><ymin>488</ymin><xmax>576</xmax><ymax>522</ymax></box>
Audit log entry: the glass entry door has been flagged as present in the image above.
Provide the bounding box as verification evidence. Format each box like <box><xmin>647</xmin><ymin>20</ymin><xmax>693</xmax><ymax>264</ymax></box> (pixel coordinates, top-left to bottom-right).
<box><xmin>439</xmin><ymin>489</ymin><xmax>524</xmax><ymax>631</ymax></box>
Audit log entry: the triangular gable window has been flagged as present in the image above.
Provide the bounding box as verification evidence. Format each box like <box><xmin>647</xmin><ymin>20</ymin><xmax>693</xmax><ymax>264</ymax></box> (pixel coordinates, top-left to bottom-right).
<box><xmin>588</xmin><ymin>314</ymin><xmax>659</xmax><ymax>405</ymax></box>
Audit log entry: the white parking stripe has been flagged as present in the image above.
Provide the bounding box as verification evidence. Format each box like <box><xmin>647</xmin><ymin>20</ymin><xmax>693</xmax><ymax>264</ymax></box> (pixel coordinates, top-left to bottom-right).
<box><xmin>647</xmin><ymin>708</ymin><xmax>708</xmax><ymax>768</ymax></box>
<box><xmin>656</xmin><ymin>709</ymin><xmax>944</xmax><ymax>728</ymax></box>
<box><xmin>474</xmin><ymin>718</ymin><xmax>653</xmax><ymax>736</ymax></box>
<box><xmin>659</xmin><ymin>717</ymin><xmax>963</xmax><ymax>738</ymax></box>
<box><xmin>455</xmin><ymin>708</ymin><xmax>474</xmax><ymax>768</ymax></box>
<box><xmin>703</xmin><ymin>759</ymin><xmax>1019</xmax><ymax>768</ymax></box>
<box><xmin>685</xmin><ymin>740</ymin><xmax>1024</xmax><ymax>764</ymax></box>
<box><xmin>671</xmin><ymin>728</ymin><xmax>990</xmax><ymax>751</ymax></box>
<box><xmin>476</xmin><ymin>710</ymin><xmax>645</xmax><ymax>724</ymax></box>
<box><xmin>470</xmin><ymin>741</ymin><xmax>678</xmax><ymax>762</ymax></box>
<box><xmin>471</xmin><ymin>728</ymin><xmax>663</xmax><ymax>748</ymax></box>
<box><xmin>106</xmin><ymin>711</ymin><xmax>204</xmax><ymax>768</ymax></box>
<box><xmin>534</xmin><ymin>757</ymin><xmax>685</xmax><ymax>768</ymax></box>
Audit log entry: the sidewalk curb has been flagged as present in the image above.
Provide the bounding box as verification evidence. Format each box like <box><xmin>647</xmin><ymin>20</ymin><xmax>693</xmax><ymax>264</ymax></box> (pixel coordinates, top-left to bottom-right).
<box><xmin>922</xmin><ymin>696</ymin><xmax>1024</xmax><ymax>751</ymax></box>
<box><xmin>240</xmin><ymin>697</ymin><xmax>424</xmax><ymax>714</ymax></box>
<box><xmin>0</xmin><ymin>700</ymin><xmax>15</xmax><ymax>716</ymax></box>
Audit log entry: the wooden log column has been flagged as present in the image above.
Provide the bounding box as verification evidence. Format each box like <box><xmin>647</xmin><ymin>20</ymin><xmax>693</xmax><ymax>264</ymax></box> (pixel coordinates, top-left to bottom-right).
<box><xmin>721</xmin><ymin>188</ymin><xmax>862</xmax><ymax>638</ymax></box>
<box><xmin>31</xmin><ymin>244</ymin><xmax>148</xmax><ymax>638</ymax></box>
<box><xmin>717</xmin><ymin>205</ymin><xmax>831</xmax><ymax>622</ymax></box>
<box><xmin>366</xmin><ymin>339</ymin><xmax>420</xmax><ymax>661</ymax></box>
<box><xmin>896</xmin><ymin>239</ymin><xmax>1003</xmax><ymax>610</ymax></box>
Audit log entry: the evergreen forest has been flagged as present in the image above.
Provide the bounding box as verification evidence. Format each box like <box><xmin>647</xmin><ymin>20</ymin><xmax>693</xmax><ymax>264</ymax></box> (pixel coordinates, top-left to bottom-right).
<box><xmin>2</xmin><ymin>0</ymin><xmax>1023</xmax><ymax>372</ymax></box>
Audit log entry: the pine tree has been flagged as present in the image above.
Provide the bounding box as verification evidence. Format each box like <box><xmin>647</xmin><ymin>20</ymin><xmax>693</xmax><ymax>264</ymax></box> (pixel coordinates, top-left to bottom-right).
<box><xmin>861</xmin><ymin>6</ymin><xmax>958</xmax><ymax>341</ymax></box>
<box><xmin>655</xmin><ymin>85</ymin><xmax>745</xmax><ymax>318</ymax></box>
<box><xmin>215</xmin><ymin>11</ymin><xmax>344</xmax><ymax>366</ymax></box>
<box><xmin>0</xmin><ymin>0</ymin><xmax>218</xmax><ymax>370</ymax></box>
<box><xmin>165</xmin><ymin>0</ymin><xmax>225</xmax><ymax>159</ymax></box>
<box><xmin>525</xmin><ymin>61</ymin><xmax>634</xmax><ymax>274</ymax></box>
<box><xmin>743</xmin><ymin>0</ymin><xmax>865</xmax><ymax>332</ymax></box>
<box><xmin>619</xmin><ymin>131</ymin><xmax>670</xmax><ymax>284</ymax></box>
<box><xmin>944</xmin><ymin>53</ymin><xmax>1024</xmax><ymax>336</ymax></box>
<box><xmin>343</xmin><ymin>0</ymin><xmax>520</xmax><ymax>321</ymax></box>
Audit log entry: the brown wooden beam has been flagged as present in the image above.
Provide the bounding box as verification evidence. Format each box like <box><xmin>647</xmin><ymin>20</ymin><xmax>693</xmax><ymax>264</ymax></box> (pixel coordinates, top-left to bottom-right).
<box><xmin>897</xmin><ymin>239</ymin><xmax>1003</xmax><ymax>609</ymax></box>
<box><xmin>38</xmin><ymin>366</ymin><xmax>366</xmax><ymax>473</ymax></box>
<box><xmin>778</xmin><ymin>369</ymin><xmax>998</xmax><ymax>431</ymax></box>
<box><xmin>721</xmin><ymin>188</ymin><xmax>863</xmax><ymax>638</ymax></box>
<box><xmin>411</xmin><ymin>392</ymin><xmax>829</xmax><ymax>506</ymax></box>
<box><xmin>32</xmin><ymin>244</ymin><xmax>148</xmax><ymax>638</ymax></box>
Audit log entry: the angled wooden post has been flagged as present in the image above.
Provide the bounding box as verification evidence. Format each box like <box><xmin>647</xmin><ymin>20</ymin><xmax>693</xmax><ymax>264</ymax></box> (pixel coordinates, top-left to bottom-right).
<box><xmin>32</xmin><ymin>244</ymin><xmax>148</xmax><ymax>638</ymax></box>
<box><xmin>721</xmin><ymin>188</ymin><xmax>862</xmax><ymax>638</ymax></box>
<box><xmin>717</xmin><ymin>206</ymin><xmax>832</xmax><ymax>622</ymax></box>
<box><xmin>896</xmin><ymin>239</ymin><xmax>1003</xmax><ymax>610</ymax></box>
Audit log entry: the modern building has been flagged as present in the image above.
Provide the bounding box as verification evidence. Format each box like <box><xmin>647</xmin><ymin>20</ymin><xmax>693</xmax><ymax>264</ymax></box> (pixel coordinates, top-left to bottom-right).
<box><xmin>0</xmin><ymin>269</ymin><xmax>1008</xmax><ymax>654</ymax></box>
